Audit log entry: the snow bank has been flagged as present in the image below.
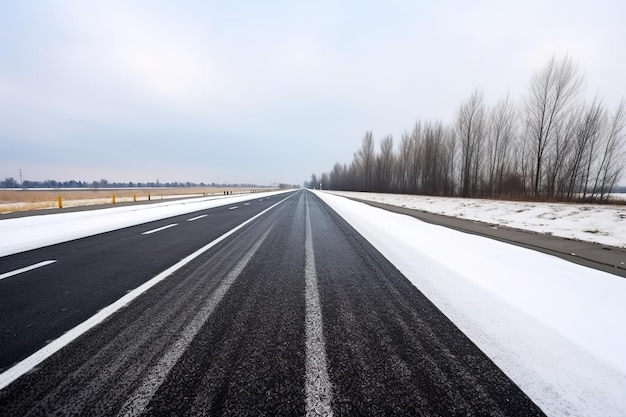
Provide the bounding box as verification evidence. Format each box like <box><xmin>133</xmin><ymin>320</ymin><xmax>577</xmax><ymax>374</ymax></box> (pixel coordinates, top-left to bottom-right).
<box><xmin>328</xmin><ymin>191</ymin><xmax>626</xmax><ymax>248</ymax></box>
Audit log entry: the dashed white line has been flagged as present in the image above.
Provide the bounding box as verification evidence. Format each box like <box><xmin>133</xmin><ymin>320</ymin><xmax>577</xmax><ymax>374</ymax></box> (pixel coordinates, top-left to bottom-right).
<box><xmin>0</xmin><ymin>193</ymin><xmax>294</xmax><ymax>391</ymax></box>
<box><xmin>304</xmin><ymin>197</ymin><xmax>334</xmax><ymax>417</ymax></box>
<box><xmin>187</xmin><ymin>214</ymin><xmax>208</xmax><ymax>222</ymax></box>
<box><xmin>244</xmin><ymin>202</ymin><xmax>251</xmax><ymax>206</ymax></box>
<box><xmin>142</xmin><ymin>224</ymin><xmax>178</xmax><ymax>235</ymax></box>
<box><xmin>229</xmin><ymin>206</ymin><xmax>238</xmax><ymax>210</ymax></box>
<box><xmin>0</xmin><ymin>260</ymin><xmax>57</xmax><ymax>281</ymax></box>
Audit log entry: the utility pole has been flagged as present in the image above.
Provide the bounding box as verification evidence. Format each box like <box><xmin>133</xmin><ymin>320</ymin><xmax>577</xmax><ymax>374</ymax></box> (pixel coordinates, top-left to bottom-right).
<box><xmin>19</xmin><ymin>169</ymin><xmax>23</xmax><ymax>188</ymax></box>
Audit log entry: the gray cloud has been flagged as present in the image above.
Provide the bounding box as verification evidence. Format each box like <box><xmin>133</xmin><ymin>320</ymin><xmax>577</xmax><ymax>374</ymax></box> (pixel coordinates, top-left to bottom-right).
<box><xmin>1</xmin><ymin>1</ymin><xmax>625</xmax><ymax>185</ymax></box>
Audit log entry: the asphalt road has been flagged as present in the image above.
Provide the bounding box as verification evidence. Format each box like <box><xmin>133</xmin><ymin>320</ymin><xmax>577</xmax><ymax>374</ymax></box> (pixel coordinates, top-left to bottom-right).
<box><xmin>0</xmin><ymin>190</ymin><xmax>545</xmax><ymax>416</ymax></box>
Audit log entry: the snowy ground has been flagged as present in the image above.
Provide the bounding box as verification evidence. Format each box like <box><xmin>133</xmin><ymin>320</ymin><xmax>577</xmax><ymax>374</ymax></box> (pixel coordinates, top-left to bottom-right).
<box><xmin>328</xmin><ymin>191</ymin><xmax>626</xmax><ymax>248</ymax></box>
<box><xmin>314</xmin><ymin>190</ymin><xmax>626</xmax><ymax>417</ymax></box>
<box><xmin>0</xmin><ymin>190</ymin><xmax>291</xmax><ymax>257</ymax></box>
<box><xmin>1</xmin><ymin>189</ymin><xmax>625</xmax><ymax>416</ymax></box>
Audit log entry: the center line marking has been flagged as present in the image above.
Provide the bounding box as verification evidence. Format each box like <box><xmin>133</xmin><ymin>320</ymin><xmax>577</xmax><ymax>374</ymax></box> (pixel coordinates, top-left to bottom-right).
<box><xmin>187</xmin><ymin>214</ymin><xmax>207</xmax><ymax>222</ymax></box>
<box><xmin>304</xmin><ymin>195</ymin><xmax>333</xmax><ymax>416</ymax></box>
<box><xmin>0</xmin><ymin>260</ymin><xmax>57</xmax><ymax>281</ymax></box>
<box><xmin>244</xmin><ymin>202</ymin><xmax>251</xmax><ymax>206</ymax></box>
<box><xmin>142</xmin><ymin>223</ymin><xmax>178</xmax><ymax>235</ymax></box>
<box><xmin>229</xmin><ymin>206</ymin><xmax>238</xmax><ymax>210</ymax></box>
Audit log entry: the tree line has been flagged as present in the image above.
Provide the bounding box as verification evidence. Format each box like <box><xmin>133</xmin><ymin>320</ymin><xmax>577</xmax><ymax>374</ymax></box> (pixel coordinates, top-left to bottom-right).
<box><xmin>0</xmin><ymin>178</ymin><xmax>269</xmax><ymax>189</ymax></box>
<box><xmin>307</xmin><ymin>56</ymin><xmax>626</xmax><ymax>202</ymax></box>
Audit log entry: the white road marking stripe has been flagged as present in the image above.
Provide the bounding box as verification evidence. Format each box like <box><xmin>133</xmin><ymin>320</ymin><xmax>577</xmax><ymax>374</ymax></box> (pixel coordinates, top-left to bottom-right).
<box><xmin>187</xmin><ymin>214</ymin><xmax>208</xmax><ymax>222</ymax></box>
<box><xmin>304</xmin><ymin>196</ymin><xmax>334</xmax><ymax>417</ymax></box>
<box><xmin>118</xmin><ymin>226</ymin><xmax>273</xmax><ymax>417</ymax></box>
<box><xmin>0</xmin><ymin>260</ymin><xmax>57</xmax><ymax>281</ymax></box>
<box><xmin>0</xmin><ymin>193</ymin><xmax>294</xmax><ymax>391</ymax></box>
<box><xmin>229</xmin><ymin>206</ymin><xmax>238</xmax><ymax>210</ymax></box>
<box><xmin>142</xmin><ymin>224</ymin><xmax>178</xmax><ymax>235</ymax></box>
<box><xmin>244</xmin><ymin>202</ymin><xmax>250</xmax><ymax>206</ymax></box>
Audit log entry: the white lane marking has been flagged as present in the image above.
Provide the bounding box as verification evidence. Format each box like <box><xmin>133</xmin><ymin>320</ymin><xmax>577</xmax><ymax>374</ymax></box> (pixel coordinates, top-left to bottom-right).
<box><xmin>229</xmin><ymin>206</ymin><xmax>238</xmax><ymax>210</ymax></box>
<box><xmin>141</xmin><ymin>224</ymin><xmax>178</xmax><ymax>235</ymax></box>
<box><xmin>187</xmin><ymin>214</ymin><xmax>208</xmax><ymax>222</ymax></box>
<box><xmin>0</xmin><ymin>193</ymin><xmax>294</xmax><ymax>391</ymax></box>
<box><xmin>244</xmin><ymin>202</ymin><xmax>251</xmax><ymax>206</ymax></box>
<box><xmin>304</xmin><ymin>197</ymin><xmax>334</xmax><ymax>417</ymax></box>
<box><xmin>0</xmin><ymin>260</ymin><xmax>57</xmax><ymax>281</ymax></box>
<box><xmin>118</xmin><ymin>226</ymin><xmax>273</xmax><ymax>417</ymax></box>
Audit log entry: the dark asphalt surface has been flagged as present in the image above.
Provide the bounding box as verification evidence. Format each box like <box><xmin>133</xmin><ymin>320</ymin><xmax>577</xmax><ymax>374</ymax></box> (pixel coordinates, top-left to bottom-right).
<box><xmin>0</xmin><ymin>194</ymin><xmax>284</xmax><ymax>371</ymax></box>
<box><xmin>0</xmin><ymin>190</ymin><xmax>545</xmax><ymax>416</ymax></box>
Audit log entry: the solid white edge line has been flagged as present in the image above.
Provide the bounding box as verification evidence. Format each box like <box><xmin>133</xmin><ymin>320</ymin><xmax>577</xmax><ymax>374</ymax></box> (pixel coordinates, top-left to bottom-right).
<box><xmin>0</xmin><ymin>192</ymin><xmax>295</xmax><ymax>391</ymax></box>
<box><xmin>0</xmin><ymin>260</ymin><xmax>57</xmax><ymax>281</ymax></box>
<box><xmin>141</xmin><ymin>223</ymin><xmax>179</xmax><ymax>235</ymax></box>
<box><xmin>304</xmin><ymin>194</ymin><xmax>334</xmax><ymax>416</ymax></box>
<box><xmin>187</xmin><ymin>214</ymin><xmax>208</xmax><ymax>222</ymax></box>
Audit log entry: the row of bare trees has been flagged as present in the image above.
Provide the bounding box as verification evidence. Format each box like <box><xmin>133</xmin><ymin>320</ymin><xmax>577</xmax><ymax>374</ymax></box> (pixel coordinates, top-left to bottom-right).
<box><xmin>308</xmin><ymin>56</ymin><xmax>626</xmax><ymax>201</ymax></box>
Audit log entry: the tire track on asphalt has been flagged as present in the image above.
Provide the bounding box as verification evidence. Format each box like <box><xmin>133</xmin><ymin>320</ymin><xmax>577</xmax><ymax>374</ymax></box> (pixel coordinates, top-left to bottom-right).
<box><xmin>0</xmin><ymin>193</ymin><xmax>294</xmax><ymax>377</ymax></box>
<box><xmin>0</xmin><ymin>194</ymin><xmax>292</xmax><ymax>391</ymax></box>
<box><xmin>143</xmin><ymin>192</ymin><xmax>308</xmax><ymax>415</ymax></box>
<box><xmin>307</xmin><ymin>191</ymin><xmax>546</xmax><ymax>416</ymax></box>
<box><xmin>118</xmin><ymin>225</ymin><xmax>274</xmax><ymax>417</ymax></box>
<box><xmin>0</xmin><ymin>196</ymin><xmax>294</xmax><ymax>415</ymax></box>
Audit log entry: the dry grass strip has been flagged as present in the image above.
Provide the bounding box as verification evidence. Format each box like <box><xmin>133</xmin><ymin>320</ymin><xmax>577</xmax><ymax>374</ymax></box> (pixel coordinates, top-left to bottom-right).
<box><xmin>0</xmin><ymin>187</ymin><xmax>261</xmax><ymax>213</ymax></box>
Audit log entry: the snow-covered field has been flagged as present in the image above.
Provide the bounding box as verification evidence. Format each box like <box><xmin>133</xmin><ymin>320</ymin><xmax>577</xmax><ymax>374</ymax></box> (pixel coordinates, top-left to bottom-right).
<box><xmin>328</xmin><ymin>191</ymin><xmax>626</xmax><ymax>248</ymax></box>
<box><xmin>1</xmin><ymin>189</ymin><xmax>625</xmax><ymax>416</ymax></box>
<box><xmin>315</xmin><ymin>190</ymin><xmax>626</xmax><ymax>417</ymax></box>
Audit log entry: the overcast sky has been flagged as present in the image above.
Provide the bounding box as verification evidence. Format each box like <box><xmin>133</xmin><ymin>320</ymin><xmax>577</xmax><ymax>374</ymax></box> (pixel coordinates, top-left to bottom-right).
<box><xmin>1</xmin><ymin>1</ymin><xmax>624</xmax><ymax>185</ymax></box>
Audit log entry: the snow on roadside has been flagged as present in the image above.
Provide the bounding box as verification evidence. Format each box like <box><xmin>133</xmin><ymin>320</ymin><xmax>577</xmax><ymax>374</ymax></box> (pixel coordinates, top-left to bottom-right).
<box><xmin>0</xmin><ymin>190</ymin><xmax>291</xmax><ymax>257</ymax></box>
<box><xmin>314</xmin><ymin>190</ymin><xmax>626</xmax><ymax>417</ymax></box>
<box><xmin>328</xmin><ymin>191</ymin><xmax>626</xmax><ymax>248</ymax></box>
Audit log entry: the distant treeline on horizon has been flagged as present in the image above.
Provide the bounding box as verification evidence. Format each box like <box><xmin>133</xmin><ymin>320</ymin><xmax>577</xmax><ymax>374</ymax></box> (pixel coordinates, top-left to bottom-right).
<box><xmin>0</xmin><ymin>178</ymin><xmax>297</xmax><ymax>190</ymax></box>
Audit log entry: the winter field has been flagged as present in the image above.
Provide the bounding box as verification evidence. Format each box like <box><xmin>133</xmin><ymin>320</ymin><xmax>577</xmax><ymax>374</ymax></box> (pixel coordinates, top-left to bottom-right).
<box><xmin>0</xmin><ymin>187</ymin><xmax>263</xmax><ymax>214</ymax></box>
<box><xmin>327</xmin><ymin>190</ymin><xmax>626</xmax><ymax>249</ymax></box>
<box><xmin>1</xmin><ymin>189</ymin><xmax>625</xmax><ymax>416</ymax></box>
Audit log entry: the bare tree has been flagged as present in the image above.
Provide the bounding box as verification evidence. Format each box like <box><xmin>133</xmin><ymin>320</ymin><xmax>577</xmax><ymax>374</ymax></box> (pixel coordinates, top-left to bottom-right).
<box><xmin>593</xmin><ymin>100</ymin><xmax>626</xmax><ymax>200</ymax></box>
<box><xmin>376</xmin><ymin>135</ymin><xmax>395</xmax><ymax>193</ymax></box>
<box><xmin>396</xmin><ymin>131</ymin><xmax>413</xmax><ymax>193</ymax></box>
<box><xmin>457</xmin><ymin>90</ymin><xmax>486</xmax><ymax>197</ymax></box>
<box><xmin>320</xmin><ymin>172</ymin><xmax>329</xmax><ymax>190</ymax></box>
<box><xmin>562</xmin><ymin>98</ymin><xmax>605</xmax><ymax>199</ymax></box>
<box><xmin>524</xmin><ymin>55</ymin><xmax>582</xmax><ymax>196</ymax></box>
<box><xmin>443</xmin><ymin>126</ymin><xmax>457</xmax><ymax>195</ymax></box>
<box><xmin>354</xmin><ymin>131</ymin><xmax>376</xmax><ymax>191</ymax></box>
<box><xmin>407</xmin><ymin>123</ymin><xmax>422</xmax><ymax>194</ymax></box>
<box><xmin>486</xmin><ymin>95</ymin><xmax>517</xmax><ymax>196</ymax></box>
